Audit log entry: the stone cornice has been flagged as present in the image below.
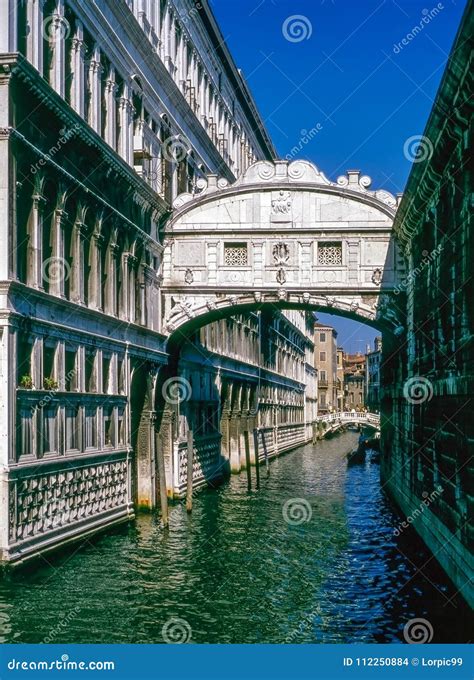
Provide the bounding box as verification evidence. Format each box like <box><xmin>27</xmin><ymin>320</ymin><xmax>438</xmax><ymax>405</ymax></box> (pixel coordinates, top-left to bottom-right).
<box><xmin>68</xmin><ymin>0</ymin><xmax>243</xmax><ymax>180</ymax></box>
<box><xmin>393</xmin><ymin>6</ymin><xmax>473</xmax><ymax>253</ymax></box>
<box><xmin>2</xmin><ymin>53</ymin><xmax>167</xmax><ymax>220</ymax></box>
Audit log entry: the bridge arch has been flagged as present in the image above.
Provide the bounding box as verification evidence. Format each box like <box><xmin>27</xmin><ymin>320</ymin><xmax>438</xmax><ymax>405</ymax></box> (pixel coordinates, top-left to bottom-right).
<box><xmin>160</xmin><ymin>160</ymin><xmax>406</xmax><ymax>341</ymax></box>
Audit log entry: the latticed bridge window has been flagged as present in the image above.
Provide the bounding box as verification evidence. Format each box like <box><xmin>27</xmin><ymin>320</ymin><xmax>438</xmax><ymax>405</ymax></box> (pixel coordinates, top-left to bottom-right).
<box><xmin>224</xmin><ymin>243</ymin><xmax>248</xmax><ymax>266</ymax></box>
<box><xmin>318</xmin><ymin>241</ymin><xmax>342</xmax><ymax>266</ymax></box>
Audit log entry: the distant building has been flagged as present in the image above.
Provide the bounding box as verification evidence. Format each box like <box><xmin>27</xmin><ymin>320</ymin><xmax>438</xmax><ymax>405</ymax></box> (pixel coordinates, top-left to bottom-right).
<box><xmin>314</xmin><ymin>324</ymin><xmax>338</xmax><ymax>413</ymax></box>
<box><xmin>366</xmin><ymin>337</ymin><xmax>382</xmax><ymax>411</ymax></box>
<box><xmin>343</xmin><ymin>352</ymin><xmax>366</xmax><ymax>410</ymax></box>
<box><xmin>336</xmin><ymin>347</ymin><xmax>345</xmax><ymax>411</ymax></box>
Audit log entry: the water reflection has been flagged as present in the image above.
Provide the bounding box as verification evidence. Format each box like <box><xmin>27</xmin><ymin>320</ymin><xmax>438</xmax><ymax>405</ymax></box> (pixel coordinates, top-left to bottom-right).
<box><xmin>0</xmin><ymin>431</ymin><xmax>471</xmax><ymax>643</ymax></box>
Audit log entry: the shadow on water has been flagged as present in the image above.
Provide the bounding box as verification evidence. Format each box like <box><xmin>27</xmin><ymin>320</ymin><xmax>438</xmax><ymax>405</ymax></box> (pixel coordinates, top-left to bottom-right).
<box><xmin>0</xmin><ymin>431</ymin><xmax>471</xmax><ymax>643</ymax></box>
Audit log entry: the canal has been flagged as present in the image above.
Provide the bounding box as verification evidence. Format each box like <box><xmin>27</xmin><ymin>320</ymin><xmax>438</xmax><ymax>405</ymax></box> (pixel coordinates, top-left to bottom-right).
<box><xmin>0</xmin><ymin>431</ymin><xmax>471</xmax><ymax>644</ymax></box>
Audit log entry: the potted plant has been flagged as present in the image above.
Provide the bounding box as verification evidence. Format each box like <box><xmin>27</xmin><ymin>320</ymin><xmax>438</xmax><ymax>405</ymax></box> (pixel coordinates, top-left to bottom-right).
<box><xmin>43</xmin><ymin>377</ymin><xmax>59</xmax><ymax>390</ymax></box>
<box><xmin>19</xmin><ymin>375</ymin><xmax>33</xmax><ymax>389</ymax></box>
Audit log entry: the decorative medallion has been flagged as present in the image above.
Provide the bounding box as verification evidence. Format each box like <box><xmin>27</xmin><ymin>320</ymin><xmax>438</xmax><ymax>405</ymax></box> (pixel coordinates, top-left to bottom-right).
<box><xmin>276</xmin><ymin>268</ymin><xmax>287</xmax><ymax>285</ymax></box>
<box><xmin>371</xmin><ymin>268</ymin><xmax>383</xmax><ymax>285</ymax></box>
<box><xmin>184</xmin><ymin>268</ymin><xmax>194</xmax><ymax>284</ymax></box>
<box><xmin>272</xmin><ymin>241</ymin><xmax>290</xmax><ymax>266</ymax></box>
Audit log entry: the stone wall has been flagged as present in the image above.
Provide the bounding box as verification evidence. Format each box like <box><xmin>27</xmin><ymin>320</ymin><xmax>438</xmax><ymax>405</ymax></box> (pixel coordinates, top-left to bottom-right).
<box><xmin>381</xmin><ymin>5</ymin><xmax>473</xmax><ymax>608</ymax></box>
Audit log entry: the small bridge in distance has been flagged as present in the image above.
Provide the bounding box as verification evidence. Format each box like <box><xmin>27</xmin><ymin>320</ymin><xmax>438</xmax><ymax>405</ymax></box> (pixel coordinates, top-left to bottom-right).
<box><xmin>315</xmin><ymin>411</ymin><xmax>381</xmax><ymax>437</ymax></box>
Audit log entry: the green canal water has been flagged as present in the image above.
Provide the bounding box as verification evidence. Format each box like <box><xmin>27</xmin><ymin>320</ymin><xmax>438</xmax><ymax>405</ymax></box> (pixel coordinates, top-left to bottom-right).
<box><xmin>0</xmin><ymin>431</ymin><xmax>471</xmax><ymax>643</ymax></box>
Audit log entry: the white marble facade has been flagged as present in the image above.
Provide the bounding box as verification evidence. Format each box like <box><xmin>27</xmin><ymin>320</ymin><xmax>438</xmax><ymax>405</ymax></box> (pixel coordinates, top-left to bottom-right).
<box><xmin>0</xmin><ymin>0</ymin><xmax>320</xmax><ymax>562</ymax></box>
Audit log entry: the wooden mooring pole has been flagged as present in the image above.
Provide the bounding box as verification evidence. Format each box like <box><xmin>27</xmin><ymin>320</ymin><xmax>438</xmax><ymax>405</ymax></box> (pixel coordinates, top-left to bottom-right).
<box><xmin>253</xmin><ymin>428</ymin><xmax>260</xmax><ymax>489</ymax></box>
<box><xmin>261</xmin><ymin>430</ymin><xmax>270</xmax><ymax>477</ymax></box>
<box><xmin>156</xmin><ymin>432</ymin><xmax>169</xmax><ymax>528</ymax></box>
<box><xmin>244</xmin><ymin>430</ymin><xmax>252</xmax><ymax>490</ymax></box>
<box><xmin>186</xmin><ymin>429</ymin><xmax>194</xmax><ymax>513</ymax></box>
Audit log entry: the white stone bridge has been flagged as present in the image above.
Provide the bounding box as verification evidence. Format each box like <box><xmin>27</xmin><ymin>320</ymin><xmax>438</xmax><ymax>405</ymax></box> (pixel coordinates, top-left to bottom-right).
<box><xmin>316</xmin><ymin>411</ymin><xmax>381</xmax><ymax>432</ymax></box>
<box><xmin>161</xmin><ymin>160</ymin><xmax>406</xmax><ymax>344</ymax></box>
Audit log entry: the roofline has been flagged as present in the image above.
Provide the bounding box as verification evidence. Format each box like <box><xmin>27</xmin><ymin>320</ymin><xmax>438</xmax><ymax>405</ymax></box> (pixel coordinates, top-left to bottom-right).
<box><xmin>195</xmin><ymin>0</ymin><xmax>277</xmax><ymax>160</ymax></box>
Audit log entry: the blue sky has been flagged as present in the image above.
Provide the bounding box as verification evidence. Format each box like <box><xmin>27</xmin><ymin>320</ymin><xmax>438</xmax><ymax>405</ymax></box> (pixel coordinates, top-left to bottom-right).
<box><xmin>209</xmin><ymin>0</ymin><xmax>466</xmax><ymax>352</ymax></box>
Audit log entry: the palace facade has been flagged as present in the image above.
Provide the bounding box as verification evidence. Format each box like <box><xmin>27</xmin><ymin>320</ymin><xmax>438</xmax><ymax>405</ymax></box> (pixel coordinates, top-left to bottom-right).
<box><xmin>0</xmin><ymin>0</ymin><xmax>319</xmax><ymax>562</ymax></box>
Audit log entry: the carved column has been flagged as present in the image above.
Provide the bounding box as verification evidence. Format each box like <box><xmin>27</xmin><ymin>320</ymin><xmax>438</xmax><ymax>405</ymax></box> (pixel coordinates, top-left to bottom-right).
<box><xmin>104</xmin><ymin>66</ymin><xmax>118</xmax><ymax>149</ymax></box>
<box><xmin>119</xmin><ymin>252</ymin><xmax>131</xmax><ymax>321</ymax></box>
<box><xmin>88</xmin><ymin>44</ymin><xmax>102</xmax><ymax>134</ymax></box>
<box><xmin>26</xmin><ymin>193</ymin><xmax>45</xmax><ymax>289</ymax></box>
<box><xmin>0</xmin><ymin>0</ymin><xmax>17</xmax><ymax>52</ymax></box>
<box><xmin>229</xmin><ymin>383</ymin><xmax>241</xmax><ymax>473</ymax></box>
<box><xmin>70</xmin><ymin>22</ymin><xmax>85</xmax><ymax>117</ymax></box>
<box><xmin>177</xmin><ymin>31</ymin><xmax>186</xmax><ymax>90</ymax></box>
<box><xmin>69</xmin><ymin>220</ymin><xmax>87</xmax><ymax>304</ymax></box>
<box><xmin>347</xmin><ymin>239</ymin><xmax>360</xmax><ymax>285</ymax></box>
<box><xmin>128</xmin><ymin>254</ymin><xmax>137</xmax><ymax>323</ymax></box>
<box><xmin>49</xmin><ymin>0</ymin><xmax>66</xmax><ymax>98</ymax></box>
<box><xmin>118</xmin><ymin>83</ymin><xmax>133</xmax><ymax>165</ymax></box>
<box><xmin>158</xmin><ymin>408</ymin><xmax>175</xmax><ymax>498</ymax></box>
<box><xmin>26</xmin><ymin>0</ymin><xmax>45</xmax><ymax>74</ymax></box>
<box><xmin>299</xmin><ymin>240</ymin><xmax>312</xmax><ymax>286</ymax></box>
<box><xmin>88</xmin><ymin>229</ymin><xmax>104</xmax><ymax>311</ymax></box>
<box><xmin>49</xmin><ymin>207</ymin><xmax>67</xmax><ymax>297</ymax></box>
<box><xmin>135</xmin><ymin>369</ymin><xmax>157</xmax><ymax>509</ymax></box>
<box><xmin>206</xmin><ymin>242</ymin><xmax>218</xmax><ymax>286</ymax></box>
<box><xmin>252</xmin><ymin>241</ymin><xmax>264</xmax><ymax>287</ymax></box>
<box><xmin>104</xmin><ymin>241</ymin><xmax>119</xmax><ymax>316</ymax></box>
<box><xmin>199</xmin><ymin>71</ymin><xmax>207</xmax><ymax>126</ymax></box>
